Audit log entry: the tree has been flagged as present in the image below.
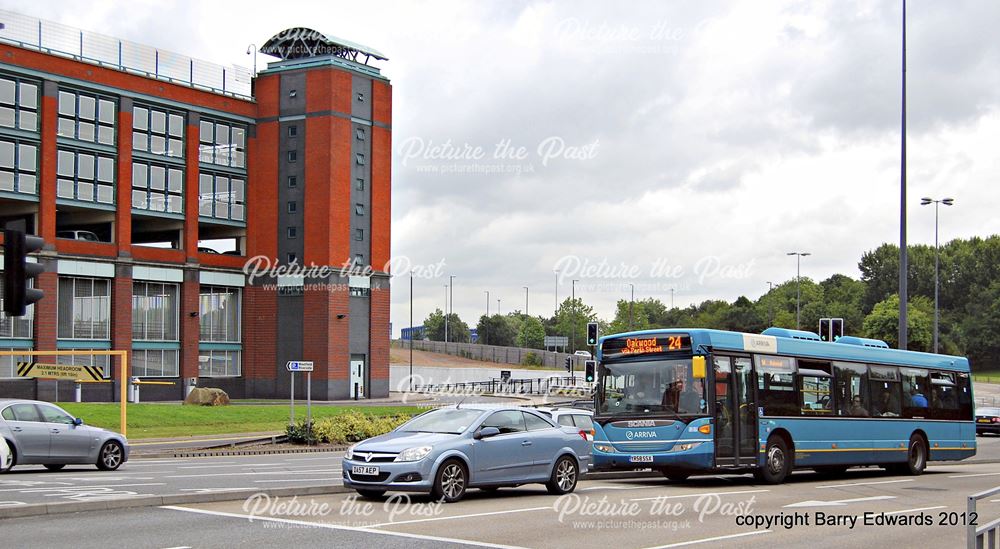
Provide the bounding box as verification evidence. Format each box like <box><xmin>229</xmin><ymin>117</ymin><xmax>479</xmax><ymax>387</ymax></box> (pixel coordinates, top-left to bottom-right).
<box><xmin>862</xmin><ymin>294</ymin><xmax>933</xmax><ymax>351</ymax></box>
<box><xmin>554</xmin><ymin>297</ymin><xmax>597</xmax><ymax>353</ymax></box>
<box><xmin>476</xmin><ymin>314</ymin><xmax>517</xmax><ymax>347</ymax></box>
<box><xmin>517</xmin><ymin>316</ymin><xmax>546</xmax><ymax>349</ymax></box>
<box><xmin>423</xmin><ymin>308</ymin><xmax>471</xmax><ymax>343</ymax></box>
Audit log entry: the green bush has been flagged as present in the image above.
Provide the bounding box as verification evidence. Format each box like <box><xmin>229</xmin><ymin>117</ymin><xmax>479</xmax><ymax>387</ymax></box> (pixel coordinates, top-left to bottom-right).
<box><xmin>522</xmin><ymin>352</ymin><xmax>542</xmax><ymax>366</ymax></box>
<box><xmin>287</xmin><ymin>412</ymin><xmax>411</xmax><ymax>445</ymax></box>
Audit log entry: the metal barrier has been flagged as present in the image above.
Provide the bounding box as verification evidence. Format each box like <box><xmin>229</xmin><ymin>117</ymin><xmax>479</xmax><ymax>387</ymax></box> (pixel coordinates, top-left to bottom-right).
<box><xmin>130</xmin><ymin>377</ymin><xmax>177</xmax><ymax>403</ymax></box>
<box><xmin>0</xmin><ymin>9</ymin><xmax>253</xmax><ymax>99</ymax></box>
<box><xmin>413</xmin><ymin>376</ymin><xmax>590</xmax><ymax>397</ymax></box>
<box><xmin>968</xmin><ymin>486</ymin><xmax>1000</xmax><ymax>548</ymax></box>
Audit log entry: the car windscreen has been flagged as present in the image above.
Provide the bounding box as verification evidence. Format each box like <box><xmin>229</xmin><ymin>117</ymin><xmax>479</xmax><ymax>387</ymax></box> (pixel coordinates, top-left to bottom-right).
<box><xmin>396</xmin><ymin>408</ymin><xmax>484</xmax><ymax>434</ymax></box>
<box><xmin>598</xmin><ymin>358</ymin><xmax>706</xmax><ymax>416</ymax></box>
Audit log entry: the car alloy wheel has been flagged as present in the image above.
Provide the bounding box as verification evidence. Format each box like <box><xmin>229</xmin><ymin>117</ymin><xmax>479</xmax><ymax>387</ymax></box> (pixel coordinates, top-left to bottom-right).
<box><xmin>98</xmin><ymin>441</ymin><xmax>123</xmax><ymax>471</ymax></box>
<box><xmin>556</xmin><ymin>458</ymin><xmax>576</xmax><ymax>491</ymax></box>
<box><xmin>439</xmin><ymin>462</ymin><xmax>466</xmax><ymax>501</ymax></box>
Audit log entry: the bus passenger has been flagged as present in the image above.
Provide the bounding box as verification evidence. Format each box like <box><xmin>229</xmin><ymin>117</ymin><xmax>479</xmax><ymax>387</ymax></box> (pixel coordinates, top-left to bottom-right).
<box><xmin>874</xmin><ymin>390</ymin><xmax>897</xmax><ymax>416</ymax></box>
<box><xmin>909</xmin><ymin>387</ymin><xmax>929</xmax><ymax>408</ymax></box>
<box><xmin>679</xmin><ymin>381</ymin><xmax>703</xmax><ymax>413</ymax></box>
<box><xmin>848</xmin><ymin>395</ymin><xmax>869</xmax><ymax>417</ymax></box>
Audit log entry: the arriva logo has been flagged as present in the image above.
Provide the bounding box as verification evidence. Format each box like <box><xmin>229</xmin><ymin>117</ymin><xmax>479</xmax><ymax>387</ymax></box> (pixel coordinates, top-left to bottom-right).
<box><xmin>625</xmin><ymin>430</ymin><xmax>657</xmax><ymax>440</ymax></box>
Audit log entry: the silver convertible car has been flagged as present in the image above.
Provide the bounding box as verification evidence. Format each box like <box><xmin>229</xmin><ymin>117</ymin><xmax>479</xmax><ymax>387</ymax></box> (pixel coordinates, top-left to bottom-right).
<box><xmin>0</xmin><ymin>399</ymin><xmax>129</xmax><ymax>472</ymax></box>
<box><xmin>342</xmin><ymin>405</ymin><xmax>591</xmax><ymax>502</ymax></box>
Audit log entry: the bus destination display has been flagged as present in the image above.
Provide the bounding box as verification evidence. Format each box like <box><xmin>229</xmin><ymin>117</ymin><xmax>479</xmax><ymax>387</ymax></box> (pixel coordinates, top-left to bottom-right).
<box><xmin>601</xmin><ymin>334</ymin><xmax>691</xmax><ymax>359</ymax></box>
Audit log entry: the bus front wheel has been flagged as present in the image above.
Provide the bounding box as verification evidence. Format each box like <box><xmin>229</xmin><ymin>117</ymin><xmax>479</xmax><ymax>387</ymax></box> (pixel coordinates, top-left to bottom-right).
<box><xmin>755</xmin><ymin>437</ymin><xmax>791</xmax><ymax>484</ymax></box>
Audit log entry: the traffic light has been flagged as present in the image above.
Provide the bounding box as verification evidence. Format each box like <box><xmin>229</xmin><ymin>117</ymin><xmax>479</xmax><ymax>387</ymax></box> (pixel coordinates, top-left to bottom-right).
<box><xmin>584</xmin><ymin>360</ymin><xmax>596</xmax><ymax>383</ymax></box>
<box><xmin>831</xmin><ymin>318</ymin><xmax>844</xmax><ymax>341</ymax></box>
<box><xmin>587</xmin><ymin>322</ymin><xmax>598</xmax><ymax>346</ymax></box>
<box><xmin>819</xmin><ymin>318</ymin><xmax>831</xmax><ymax>342</ymax></box>
<box><xmin>564</xmin><ymin>356</ymin><xmax>572</xmax><ymax>372</ymax></box>
<box><xmin>3</xmin><ymin>229</ymin><xmax>45</xmax><ymax>317</ymax></box>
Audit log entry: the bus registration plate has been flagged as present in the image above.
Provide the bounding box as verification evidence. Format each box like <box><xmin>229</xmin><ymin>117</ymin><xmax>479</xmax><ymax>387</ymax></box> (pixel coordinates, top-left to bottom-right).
<box><xmin>629</xmin><ymin>455</ymin><xmax>654</xmax><ymax>463</ymax></box>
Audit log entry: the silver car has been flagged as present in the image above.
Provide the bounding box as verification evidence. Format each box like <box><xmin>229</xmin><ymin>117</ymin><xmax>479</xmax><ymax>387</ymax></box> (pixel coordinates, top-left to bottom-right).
<box><xmin>342</xmin><ymin>405</ymin><xmax>591</xmax><ymax>502</ymax></box>
<box><xmin>0</xmin><ymin>399</ymin><xmax>129</xmax><ymax>471</ymax></box>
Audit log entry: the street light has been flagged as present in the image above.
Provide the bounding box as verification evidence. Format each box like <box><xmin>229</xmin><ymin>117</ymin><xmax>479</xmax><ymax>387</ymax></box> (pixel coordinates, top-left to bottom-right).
<box><xmin>669</xmin><ymin>288</ymin><xmax>675</xmax><ymax>309</ymax></box>
<box><xmin>627</xmin><ymin>283</ymin><xmax>635</xmax><ymax>331</ymax></box>
<box><xmin>409</xmin><ymin>270</ymin><xmax>414</xmax><ymax>391</ymax></box>
<box><xmin>553</xmin><ymin>270</ymin><xmax>559</xmax><ymax>314</ymax></box>
<box><xmin>443</xmin><ymin>284</ymin><xmax>449</xmax><ymax>343</ymax></box>
<box><xmin>523</xmin><ymin>286</ymin><xmax>529</xmax><ymax>317</ymax></box>
<box><xmin>449</xmin><ymin>275</ymin><xmax>455</xmax><ymax>342</ymax></box>
<box><xmin>571</xmin><ymin>279</ymin><xmax>579</xmax><ymax>352</ymax></box>
<box><xmin>497</xmin><ymin>298</ymin><xmax>501</xmax><ymax>316</ymax></box>
<box><xmin>766</xmin><ymin>281</ymin><xmax>774</xmax><ymax>327</ymax></box>
<box><xmin>787</xmin><ymin>252</ymin><xmax>811</xmax><ymax>330</ymax></box>
<box><xmin>921</xmin><ymin>197</ymin><xmax>954</xmax><ymax>353</ymax></box>
<box><xmin>483</xmin><ymin>290</ymin><xmax>490</xmax><ymax>345</ymax></box>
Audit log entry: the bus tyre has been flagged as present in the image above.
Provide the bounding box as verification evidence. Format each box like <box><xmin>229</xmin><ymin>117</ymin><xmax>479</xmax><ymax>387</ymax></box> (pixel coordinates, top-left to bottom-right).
<box><xmin>904</xmin><ymin>435</ymin><xmax>927</xmax><ymax>476</ymax></box>
<box><xmin>758</xmin><ymin>437</ymin><xmax>791</xmax><ymax>484</ymax></box>
<box><xmin>661</xmin><ymin>470</ymin><xmax>690</xmax><ymax>482</ymax></box>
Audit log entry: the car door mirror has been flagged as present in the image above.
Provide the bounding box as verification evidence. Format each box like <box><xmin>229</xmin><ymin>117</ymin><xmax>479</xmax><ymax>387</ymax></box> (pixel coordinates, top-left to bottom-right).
<box><xmin>73</xmin><ymin>417</ymin><xmax>83</xmax><ymax>426</ymax></box>
<box><xmin>474</xmin><ymin>426</ymin><xmax>500</xmax><ymax>440</ymax></box>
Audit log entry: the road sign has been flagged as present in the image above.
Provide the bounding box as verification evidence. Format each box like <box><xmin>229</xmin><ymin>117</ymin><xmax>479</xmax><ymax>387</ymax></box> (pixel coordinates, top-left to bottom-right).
<box><xmin>544</xmin><ymin>336</ymin><xmax>568</xmax><ymax>347</ymax></box>
<box><xmin>286</xmin><ymin>360</ymin><xmax>314</xmax><ymax>372</ymax></box>
<box><xmin>16</xmin><ymin>361</ymin><xmax>103</xmax><ymax>381</ymax></box>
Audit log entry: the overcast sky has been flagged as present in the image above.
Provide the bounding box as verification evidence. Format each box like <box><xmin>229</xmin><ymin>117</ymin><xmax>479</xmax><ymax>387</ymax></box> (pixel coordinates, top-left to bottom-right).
<box><xmin>9</xmin><ymin>0</ymin><xmax>1000</xmax><ymax>335</ymax></box>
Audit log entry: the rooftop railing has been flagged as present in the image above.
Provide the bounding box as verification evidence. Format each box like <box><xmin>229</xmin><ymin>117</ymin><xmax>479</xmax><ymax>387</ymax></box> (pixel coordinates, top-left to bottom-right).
<box><xmin>0</xmin><ymin>9</ymin><xmax>253</xmax><ymax>100</ymax></box>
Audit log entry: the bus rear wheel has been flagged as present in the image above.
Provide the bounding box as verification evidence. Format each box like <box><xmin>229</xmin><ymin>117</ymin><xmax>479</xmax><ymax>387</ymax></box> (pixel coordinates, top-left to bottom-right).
<box><xmin>755</xmin><ymin>437</ymin><xmax>791</xmax><ymax>484</ymax></box>
<box><xmin>903</xmin><ymin>435</ymin><xmax>927</xmax><ymax>475</ymax></box>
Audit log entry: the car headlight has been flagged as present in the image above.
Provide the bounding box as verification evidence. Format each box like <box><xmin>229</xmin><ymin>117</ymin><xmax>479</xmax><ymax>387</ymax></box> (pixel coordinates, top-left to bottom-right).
<box><xmin>395</xmin><ymin>446</ymin><xmax>432</xmax><ymax>462</ymax></box>
<box><xmin>345</xmin><ymin>444</ymin><xmax>357</xmax><ymax>460</ymax></box>
<box><xmin>672</xmin><ymin>442</ymin><xmax>703</xmax><ymax>452</ymax></box>
<box><xmin>594</xmin><ymin>443</ymin><xmax>614</xmax><ymax>453</ymax></box>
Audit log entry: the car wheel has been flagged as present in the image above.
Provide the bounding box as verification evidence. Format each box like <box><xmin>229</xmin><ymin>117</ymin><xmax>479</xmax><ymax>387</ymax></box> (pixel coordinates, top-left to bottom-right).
<box><xmin>546</xmin><ymin>456</ymin><xmax>579</xmax><ymax>495</ymax></box>
<box><xmin>97</xmin><ymin>440</ymin><xmax>124</xmax><ymax>471</ymax></box>
<box><xmin>356</xmin><ymin>489</ymin><xmax>386</xmax><ymax>499</ymax></box>
<box><xmin>431</xmin><ymin>459</ymin><xmax>467</xmax><ymax>503</ymax></box>
<box><xmin>757</xmin><ymin>436</ymin><xmax>791</xmax><ymax>484</ymax></box>
<box><xmin>44</xmin><ymin>464</ymin><xmax>66</xmax><ymax>471</ymax></box>
<box><xmin>1</xmin><ymin>440</ymin><xmax>13</xmax><ymax>473</ymax></box>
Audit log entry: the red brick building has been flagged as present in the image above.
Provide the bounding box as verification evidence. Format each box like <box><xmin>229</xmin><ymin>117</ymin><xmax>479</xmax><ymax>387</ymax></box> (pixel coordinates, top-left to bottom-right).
<box><xmin>0</xmin><ymin>12</ymin><xmax>391</xmax><ymax>401</ymax></box>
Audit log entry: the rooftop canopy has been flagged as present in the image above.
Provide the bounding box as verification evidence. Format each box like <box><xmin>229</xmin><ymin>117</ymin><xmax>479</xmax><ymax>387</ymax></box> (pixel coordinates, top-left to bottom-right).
<box><xmin>260</xmin><ymin>28</ymin><xmax>387</xmax><ymax>65</ymax></box>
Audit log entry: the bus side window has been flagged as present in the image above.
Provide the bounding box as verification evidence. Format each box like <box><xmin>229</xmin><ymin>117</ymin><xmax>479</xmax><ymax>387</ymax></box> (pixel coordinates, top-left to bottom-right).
<box><xmin>930</xmin><ymin>372</ymin><xmax>960</xmax><ymax>420</ymax></box>
<box><xmin>834</xmin><ymin>362</ymin><xmax>868</xmax><ymax>417</ymax></box>
<box><xmin>868</xmin><ymin>366</ymin><xmax>901</xmax><ymax>417</ymax></box>
<box><xmin>957</xmin><ymin>373</ymin><xmax>973</xmax><ymax>420</ymax></box>
<box><xmin>900</xmin><ymin>368</ymin><xmax>931</xmax><ymax>419</ymax></box>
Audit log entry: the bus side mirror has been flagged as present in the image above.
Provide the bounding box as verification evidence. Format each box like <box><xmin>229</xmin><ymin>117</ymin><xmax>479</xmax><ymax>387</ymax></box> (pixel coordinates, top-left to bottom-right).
<box><xmin>692</xmin><ymin>356</ymin><xmax>707</xmax><ymax>379</ymax></box>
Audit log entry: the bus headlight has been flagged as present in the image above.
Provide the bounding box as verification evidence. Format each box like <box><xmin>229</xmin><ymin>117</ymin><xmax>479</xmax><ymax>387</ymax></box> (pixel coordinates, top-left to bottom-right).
<box><xmin>672</xmin><ymin>442</ymin><xmax>703</xmax><ymax>452</ymax></box>
<box><xmin>594</xmin><ymin>443</ymin><xmax>615</xmax><ymax>453</ymax></box>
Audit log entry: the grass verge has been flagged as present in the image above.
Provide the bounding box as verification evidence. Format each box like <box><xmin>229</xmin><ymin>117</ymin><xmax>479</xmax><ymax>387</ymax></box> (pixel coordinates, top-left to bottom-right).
<box><xmin>55</xmin><ymin>402</ymin><xmax>425</xmax><ymax>439</ymax></box>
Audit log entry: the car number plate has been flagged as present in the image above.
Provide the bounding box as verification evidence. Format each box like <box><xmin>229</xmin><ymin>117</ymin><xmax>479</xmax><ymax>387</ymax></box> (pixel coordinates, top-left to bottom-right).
<box><xmin>978</xmin><ymin>419</ymin><xmax>991</xmax><ymax>423</ymax></box>
<box><xmin>629</xmin><ymin>455</ymin><xmax>654</xmax><ymax>463</ymax></box>
<box><xmin>352</xmin><ymin>465</ymin><xmax>380</xmax><ymax>476</ymax></box>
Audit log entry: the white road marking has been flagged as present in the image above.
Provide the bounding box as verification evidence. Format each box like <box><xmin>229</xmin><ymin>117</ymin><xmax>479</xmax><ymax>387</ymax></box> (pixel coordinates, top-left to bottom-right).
<box><xmin>177</xmin><ymin>463</ymin><xmax>285</xmax><ymax>469</ymax></box>
<box><xmin>0</xmin><ymin>501</ymin><xmax>26</xmax><ymax>507</ymax></box>
<box><xmin>884</xmin><ymin>506</ymin><xmax>946</xmax><ymax>515</ymax></box>
<box><xmin>254</xmin><ymin>478</ymin><xmax>337</xmax><ymax>483</ymax></box>
<box><xmin>784</xmin><ymin>495</ymin><xmax>895</xmax><ymax>508</ymax></box>
<box><xmin>161</xmin><ymin>505</ymin><xmax>529</xmax><ymax>549</ymax></box>
<box><xmin>0</xmin><ymin>483</ymin><xmax>165</xmax><ymax>493</ymax></box>
<box><xmin>949</xmin><ymin>472</ymin><xmax>1000</xmax><ymax>479</ymax></box>
<box><xmin>643</xmin><ymin>529</ymin><xmax>772</xmax><ymax>548</ymax></box>
<box><xmin>127</xmin><ymin>460</ymin><xmax>195</xmax><ymax>465</ymax></box>
<box><xmin>367</xmin><ymin>506</ymin><xmax>551</xmax><ymax>528</ymax></box>
<box><xmin>285</xmin><ymin>456</ymin><xmax>340</xmax><ymax>462</ymax></box>
<box><xmin>178</xmin><ymin>488</ymin><xmax>257</xmax><ymax>493</ymax></box>
<box><xmin>580</xmin><ymin>485</ymin><xmax>645</xmax><ymax>491</ymax></box>
<box><xmin>816</xmin><ymin>479</ymin><xmax>914</xmax><ymax>489</ymax></box>
<box><xmin>630</xmin><ymin>489</ymin><xmax>769</xmax><ymax>502</ymax></box>
<box><xmin>165</xmin><ymin>469</ymin><xmax>340</xmax><ymax>479</ymax></box>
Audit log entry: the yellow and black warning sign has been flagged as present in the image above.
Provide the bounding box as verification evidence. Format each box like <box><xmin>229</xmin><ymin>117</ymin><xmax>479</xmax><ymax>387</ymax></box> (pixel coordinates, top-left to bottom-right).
<box><xmin>16</xmin><ymin>361</ymin><xmax>103</xmax><ymax>381</ymax></box>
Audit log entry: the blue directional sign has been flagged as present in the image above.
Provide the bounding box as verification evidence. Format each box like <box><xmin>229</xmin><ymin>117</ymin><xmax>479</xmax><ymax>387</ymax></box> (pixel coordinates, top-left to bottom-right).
<box><xmin>285</xmin><ymin>361</ymin><xmax>314</xmax><ymax>372</ymax></box>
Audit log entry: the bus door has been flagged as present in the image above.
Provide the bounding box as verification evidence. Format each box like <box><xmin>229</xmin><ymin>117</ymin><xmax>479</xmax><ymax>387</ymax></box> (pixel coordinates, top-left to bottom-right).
<box><xmin>713</xmin><ymin>355</ymin><xmax>757</xmax><ymax>468</ymax></box>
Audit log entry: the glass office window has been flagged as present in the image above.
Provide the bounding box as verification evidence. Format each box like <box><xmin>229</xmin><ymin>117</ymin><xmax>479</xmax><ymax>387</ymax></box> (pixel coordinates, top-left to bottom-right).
<box><xmin>132</xmin><ymin>161</ymin><xmax>183</xmax><ymax>214</ymax></box>
<box><xmin>133</xmin><ymin>105</ymin><xmax>185</xmax><ymax>158</ymax></box>
<box><xmin>56</xmin><ymin>148</ymin><xmax>115</xmax><ymax>204</ymax></box>
<box><xmin>0</xmin><ymin>75</ymin><xmax>39</xmax><ymax>132</ymax></box>
<box><xmin>0</xmin><ymin>138</ymin><xmax>38</xmax><ymax>195</ymax></box>
<box><xmin>57</xmin><ymin>89</ymin><xmax>116</xmax><ymax>145</ymax></box>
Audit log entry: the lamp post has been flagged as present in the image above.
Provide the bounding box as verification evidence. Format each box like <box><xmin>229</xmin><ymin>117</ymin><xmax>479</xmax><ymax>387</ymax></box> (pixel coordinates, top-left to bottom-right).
<box><xmin>497</xmin><ymin>298</ymin><xmax>501</xmax><ymax>316</ymax></box>
<box><xmin>571</xmin><ymin>279</ymin><xmax>579</xmax><ymax>352</ymax></box>
<box><xmin>766</xmin><ymin>281</ymin><xmax>774</xmax><ymax>327</ymax></box>
<box><xmin>670</xmin><ymin>288</ymin><xmax>675</xmax><ymax>309</ymax></box>
<box><xmin>246</xmin><ymin>44</ymin><xmax>257</xmax><ymax>74</ymax></box>
<box><xmin>449</xmin><ymin>275</ymin><xmax>455</xmax><ymax>342</ymax></box>
<box><xmin>628</xmin><ymin>283</ymin><xmax>635</xmax><ymax>331</ymax></box>
<box><xmin>523</xmin><ymin>286</ymin><xmax>529</xmax><ymax>317</ymax></box>
<box><xmin>553</xmin><ymin>270</ymin><xmax>559</xmax><ymax>314</ymax></box>
<box><xmin>443</xmin><ymin>284</ymin><xmax>449</xmax><ymax>343</ymax></box>
<box><xmin>787</xmin><ymin>252</ymin><xmax>811</xmax><ymax>330</ymax></box>
<box><xmin>484</xmin><ymin>290</ymin><xmax>489</xmax><ymax>345</ymax></box>
<box><xmin>409</xmin><ymin>270</ymin><xmax>414</xmax><ymax>391</ymax></box>
<box><xmin>921</xmin><ymin>197</ymin><xmax>954</xmax><ymax>353</ymax></box>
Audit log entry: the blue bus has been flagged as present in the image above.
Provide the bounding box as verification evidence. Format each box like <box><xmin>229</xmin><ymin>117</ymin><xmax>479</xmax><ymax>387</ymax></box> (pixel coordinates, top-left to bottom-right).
<box><xmin>591</xmin><ymin>327</ymin><xmax>975</xmax><ymax>483</ymax></box>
